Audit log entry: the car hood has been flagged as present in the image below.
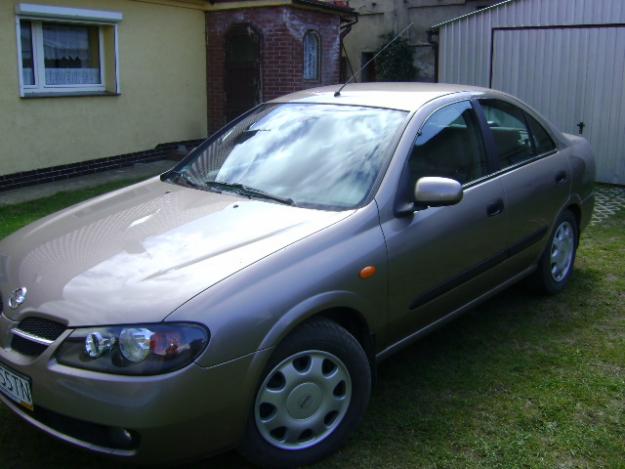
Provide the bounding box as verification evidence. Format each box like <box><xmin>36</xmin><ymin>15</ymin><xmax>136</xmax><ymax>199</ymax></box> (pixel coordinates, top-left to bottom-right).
<box><xmin>0</xmin><ymin>178</ymin><xmax>353</xmax><ymax>326</ymax></box>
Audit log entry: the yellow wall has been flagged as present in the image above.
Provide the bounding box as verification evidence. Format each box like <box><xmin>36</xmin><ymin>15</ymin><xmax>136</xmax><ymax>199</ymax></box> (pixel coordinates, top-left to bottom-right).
<box><xmin>0</xmin><ymin>0</ymin><xmax>207</xmax><ymax>176</ymax></box>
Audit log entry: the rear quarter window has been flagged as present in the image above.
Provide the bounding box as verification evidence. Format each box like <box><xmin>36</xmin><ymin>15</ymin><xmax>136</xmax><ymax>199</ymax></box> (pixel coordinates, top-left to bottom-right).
<box><xmin>525</xmin><ymin>114</ymin><xmax>556</xmax><ymax>154</ymax></box>
<box><xmin>480</xmin><ymin>99</ymin><xmax>534</xmax><ymax>167</ymax></box>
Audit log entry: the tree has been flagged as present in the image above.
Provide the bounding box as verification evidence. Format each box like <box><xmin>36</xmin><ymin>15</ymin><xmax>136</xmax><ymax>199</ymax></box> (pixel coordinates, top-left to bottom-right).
<box><xmin>374</xmin><ymin>33</ymin><xmax>417</xmax><ymax>81</ymax></box>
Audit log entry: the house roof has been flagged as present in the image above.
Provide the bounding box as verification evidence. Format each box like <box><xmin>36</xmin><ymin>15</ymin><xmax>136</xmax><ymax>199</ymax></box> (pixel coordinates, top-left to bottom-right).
<box><xmin>431</xmin><ymin>0</ymin><xmax>515</xmax><ymax>29</ymax></box>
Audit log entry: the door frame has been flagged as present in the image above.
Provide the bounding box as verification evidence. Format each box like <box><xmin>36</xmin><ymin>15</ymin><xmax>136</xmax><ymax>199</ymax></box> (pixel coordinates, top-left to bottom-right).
<box><xmin>224</xmin><ymin>22</ymin><xmax>263</xmax><ymax>122</ymax></box>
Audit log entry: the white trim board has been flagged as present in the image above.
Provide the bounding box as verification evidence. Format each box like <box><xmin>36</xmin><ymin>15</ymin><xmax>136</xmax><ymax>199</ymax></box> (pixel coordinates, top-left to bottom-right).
<box><xmin>16</xmin><ymin>3</ymin><xmax>123</xmax><ymax>23</ymax></box>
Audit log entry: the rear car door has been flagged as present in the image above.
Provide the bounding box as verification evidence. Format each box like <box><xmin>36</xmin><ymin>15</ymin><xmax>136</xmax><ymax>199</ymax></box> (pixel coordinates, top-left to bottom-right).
<box><xmin>477</xmin><ymin>99</ymin><xmax>571</xmax><ymax>273</ymax></box>
<box><xmin>380</xmin><ymin>100</ymin><xmax>509</xmax><ymax>342</ymax></box>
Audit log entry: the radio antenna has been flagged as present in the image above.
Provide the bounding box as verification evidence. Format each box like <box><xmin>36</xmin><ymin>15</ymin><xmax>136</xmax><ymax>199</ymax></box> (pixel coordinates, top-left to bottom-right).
<box><xmin>334</xmin><ymin>22</ymin><xmax>414</xmax><ymax>98</ymax></box>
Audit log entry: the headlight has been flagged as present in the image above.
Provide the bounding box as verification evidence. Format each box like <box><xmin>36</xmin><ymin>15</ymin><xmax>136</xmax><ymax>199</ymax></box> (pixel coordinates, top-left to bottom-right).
<box><xmin>56</xmin><ymin>323</ymin><xmax>209</xmax><ymax>375</ymax></box>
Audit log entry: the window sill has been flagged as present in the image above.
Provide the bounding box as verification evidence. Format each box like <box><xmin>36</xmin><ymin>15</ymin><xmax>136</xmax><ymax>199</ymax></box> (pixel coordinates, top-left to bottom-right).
<box><xmin>21</xmin><ymin>91</ymin><xmax>120</xmax><ymax>99</ymax></box>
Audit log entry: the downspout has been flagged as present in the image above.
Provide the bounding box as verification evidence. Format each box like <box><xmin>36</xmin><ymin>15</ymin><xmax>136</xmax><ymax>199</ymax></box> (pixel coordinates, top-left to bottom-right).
<box><xmin>340</xmin><ymin>15</ymin><xmax>358</xmax><ymax>39</ymax></box>
<box><xmin>427</xmin><ymin>28</ymin><xmax>439</xmax><ymax>83</ymax></box>
<box><xmin>340</xmin><ymin>14</ymin><xmax>359</xmax><ymax>82</ymax></box>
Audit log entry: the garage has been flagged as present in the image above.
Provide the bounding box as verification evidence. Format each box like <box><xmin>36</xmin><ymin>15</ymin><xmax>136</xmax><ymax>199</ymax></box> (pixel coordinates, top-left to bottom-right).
<box><xmin>432</xmin><ymin>0</ymin><xmax>625</xmax><ymax>185</ymax></box>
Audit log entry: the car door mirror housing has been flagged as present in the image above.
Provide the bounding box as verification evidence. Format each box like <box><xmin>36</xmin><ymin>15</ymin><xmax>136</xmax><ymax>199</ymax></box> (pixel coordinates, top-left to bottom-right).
<box><xmin>414</xmin><ymin>177</ymin><xmax>463</xmax><ymax>207</ymax></box>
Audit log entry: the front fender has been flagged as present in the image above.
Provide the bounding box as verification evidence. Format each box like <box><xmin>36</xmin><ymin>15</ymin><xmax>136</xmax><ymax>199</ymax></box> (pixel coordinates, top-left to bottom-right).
<box><xmin>257</xmin><ymin>290</ymin><xmax>375</xmax><ymax>352</ymax></box>
<box><xmin>167</xmin><ymin>203</ymin><xmax>388</xmax><ymax>368</ymax></box>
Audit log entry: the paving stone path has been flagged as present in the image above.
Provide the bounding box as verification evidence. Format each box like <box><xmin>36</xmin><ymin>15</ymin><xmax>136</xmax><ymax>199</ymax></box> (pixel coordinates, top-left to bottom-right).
<box><xmin>591</xmin><ymin>185</ymin><xmax>625</xmax><ymax>225</ymax></box>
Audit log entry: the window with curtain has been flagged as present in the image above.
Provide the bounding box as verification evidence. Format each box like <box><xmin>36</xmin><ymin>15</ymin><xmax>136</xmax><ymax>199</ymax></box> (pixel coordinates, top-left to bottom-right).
<box><xmin>16</xmin><ymin>4</ymin><xmax>121</xmax><ymax>96</ymax></box>
<box><xmin>17</xmin><ymin>18</ymin><xmax>118</xmax><ymax>95</ymax></box>
<box><xmin>42</xmin><ymin>23</ymin><xmax>102</xmax><ymax>85</ymax></box>
<box><xmin>303</xmin><ymin>31</ymin><xmax>320</xmax><ymax>81</ymax></box>
<box><xmin>20</xmin><ymin>20</ymin><xmax>103</xmax><ymax>90</ymax></box>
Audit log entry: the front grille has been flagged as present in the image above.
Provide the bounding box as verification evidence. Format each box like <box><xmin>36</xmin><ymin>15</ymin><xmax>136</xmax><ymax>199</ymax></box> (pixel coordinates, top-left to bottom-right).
<box><xmin>17</xmin><ymin>318</ymin><xmax>66</xmax><ymax>341</ymax></box>
<box><xmin>11</xmin><ymin>335</ymin><xmax>48</xmax><ymax>356</ymax></box>
<box><xmin>10</xmin><ymin>317</ymin><xmax>66</xmax><ymax>357</ymax></box>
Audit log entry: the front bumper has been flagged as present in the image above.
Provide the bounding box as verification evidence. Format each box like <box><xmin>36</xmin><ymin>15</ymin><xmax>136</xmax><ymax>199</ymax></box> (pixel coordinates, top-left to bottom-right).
<box><xmin>0</xmin><ymin>314</ymin><xmax>272</xmax><ymax>464</ymax></box>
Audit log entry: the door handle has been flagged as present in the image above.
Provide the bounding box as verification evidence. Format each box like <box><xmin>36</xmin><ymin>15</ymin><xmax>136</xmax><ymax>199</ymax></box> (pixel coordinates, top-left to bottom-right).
<box><xmin>555</xmin><ymin>171</ymin><xmax>568</xmax><ymax>184</ymax></box>
<box><xmin>487</xmin><ymin>199</ymin><xmax>504</xmax><ymax>217</ymax></box>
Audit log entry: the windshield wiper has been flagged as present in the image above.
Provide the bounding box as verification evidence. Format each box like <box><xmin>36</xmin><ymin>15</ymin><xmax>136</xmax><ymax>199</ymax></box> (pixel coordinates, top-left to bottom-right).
<box><xmin>164</xmin><ymin>173</ymin><xmax>295</xmax><ymax>206</ymax></box>
<box><xmin>204</xmin><ymin>181</ymin><xmax>295</xmax><ymax>206</ymax></box>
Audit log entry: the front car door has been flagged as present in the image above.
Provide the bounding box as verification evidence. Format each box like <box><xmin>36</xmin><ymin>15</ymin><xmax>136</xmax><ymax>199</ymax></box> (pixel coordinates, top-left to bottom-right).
<box><xmin>378</xmin><ymin>98</ymin><xmax>511</xmax><ymax>345</ymax></box>
<box><xmin>477</xmin><ymin>99</ymin><xmax>571</xmax><ymax>274</ymax></box>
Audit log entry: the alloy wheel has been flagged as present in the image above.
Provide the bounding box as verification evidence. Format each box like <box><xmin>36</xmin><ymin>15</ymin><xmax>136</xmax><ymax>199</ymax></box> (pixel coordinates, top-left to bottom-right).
<box><xmin>550</xmin><ymin>220</ymin><xmax>575</xmax><ymax>282</ymax></box>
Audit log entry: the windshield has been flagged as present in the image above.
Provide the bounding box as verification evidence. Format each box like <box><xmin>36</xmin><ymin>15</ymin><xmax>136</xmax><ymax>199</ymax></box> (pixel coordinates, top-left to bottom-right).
<box><xmin>167</xmin><ymin>103</ymin><xmax>408</xmax><ymax>210</ymax></box>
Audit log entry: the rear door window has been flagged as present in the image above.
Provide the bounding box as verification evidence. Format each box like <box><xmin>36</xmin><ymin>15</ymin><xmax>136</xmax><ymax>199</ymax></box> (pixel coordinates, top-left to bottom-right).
<box><xmin>480</xmin><ymin>99</ymin><xmax>534</xmax><ymax>167</ymax></box>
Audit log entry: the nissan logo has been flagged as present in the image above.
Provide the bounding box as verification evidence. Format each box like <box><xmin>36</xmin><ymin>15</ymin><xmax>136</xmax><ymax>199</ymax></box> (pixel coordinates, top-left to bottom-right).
<box><xmin>7</xmin><ymin>287</ymin><xmax>28</xmax><ymax>310</ymax></box>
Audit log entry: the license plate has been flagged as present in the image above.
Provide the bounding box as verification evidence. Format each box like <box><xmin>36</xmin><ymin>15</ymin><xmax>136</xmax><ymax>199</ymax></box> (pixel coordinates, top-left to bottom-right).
<box><xmin>0</xmin><ymin>361</ymin><xmax>33</xmax><ymax>411</ymax></box>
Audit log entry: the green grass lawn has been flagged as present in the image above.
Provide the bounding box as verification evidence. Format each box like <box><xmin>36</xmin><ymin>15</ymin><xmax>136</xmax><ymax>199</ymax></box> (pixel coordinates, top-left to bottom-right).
<box><xmin>0</xmin><ymin>183</ymin><xmax>624</xmax><ymax>468</ymax></box>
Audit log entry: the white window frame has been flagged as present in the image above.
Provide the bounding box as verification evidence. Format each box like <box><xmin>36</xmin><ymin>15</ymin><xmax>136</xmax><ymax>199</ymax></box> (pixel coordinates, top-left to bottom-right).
<box><xmin>15</xmin><ymin>4</ymin><xmax>122</xmax><ymax>97</ymax></box>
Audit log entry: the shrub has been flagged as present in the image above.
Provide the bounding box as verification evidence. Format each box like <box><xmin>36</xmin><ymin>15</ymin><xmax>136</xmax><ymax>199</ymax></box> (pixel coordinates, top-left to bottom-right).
<box><xmin>374</xmin><ymin>33</ymin><xmax>417</xmax><ymax>81</ymax></box>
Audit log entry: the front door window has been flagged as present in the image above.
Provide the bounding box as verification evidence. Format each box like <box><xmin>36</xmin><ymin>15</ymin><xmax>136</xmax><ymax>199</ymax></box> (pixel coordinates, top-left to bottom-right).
<box><xmin>408</xmin><ymin>101</ymin><xmax>489</xmax><ymax>185</ymax></box>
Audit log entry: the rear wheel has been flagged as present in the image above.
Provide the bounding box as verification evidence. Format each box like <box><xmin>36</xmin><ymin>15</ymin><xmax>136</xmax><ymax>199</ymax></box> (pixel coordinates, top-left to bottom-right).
<box><xmin>529</xmin><ymin>209</ymin><xmax>578</xmax><ymax>294</ymax></box>
<box><xmin>239</xmin><ymin>318</ymin><xmax>371</xmax><ymax>468</ymax></box>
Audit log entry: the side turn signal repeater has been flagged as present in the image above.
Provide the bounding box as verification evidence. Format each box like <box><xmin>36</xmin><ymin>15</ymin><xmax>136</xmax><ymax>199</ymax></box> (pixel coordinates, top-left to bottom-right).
<box><xmin>359</xmin><ymin>265</ymin><xmax>377</xmax><ymax>279</ymax></box>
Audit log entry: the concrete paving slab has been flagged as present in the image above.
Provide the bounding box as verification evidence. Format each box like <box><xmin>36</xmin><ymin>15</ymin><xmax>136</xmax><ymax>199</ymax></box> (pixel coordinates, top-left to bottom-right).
<box><xmin>591</xmin><ymin>185</ymin><xmax>625</xmax><ymax>225</ymax></box>
<box><xmin>0</xmin><ymin>160</ymin><xmax>175</xmax><ymax>206</ymax></box>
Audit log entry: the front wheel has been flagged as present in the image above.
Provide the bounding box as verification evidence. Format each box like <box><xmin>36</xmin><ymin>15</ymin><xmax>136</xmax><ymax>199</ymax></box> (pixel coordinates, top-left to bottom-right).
<box><xmin>239</xmin><ymin>318</ymin><xmax>371</xmax><ymax>468</ymax></box>
<box><xmin>529</xmin><ymin>209</ymin><xmax>578</xmax><ymax>294</ymax></box>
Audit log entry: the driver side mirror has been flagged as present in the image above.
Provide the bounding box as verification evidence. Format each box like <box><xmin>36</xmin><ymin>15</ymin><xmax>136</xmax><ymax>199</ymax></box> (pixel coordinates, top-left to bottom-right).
<box><xmin>395</xmin><ymin>176</ymin><xmax>463</xmax><ymax>217</ymax></box>
<box><xmin>414</xmin><ymin>176</ymin><xmax>463</xmax><ymax>207</ymax></box>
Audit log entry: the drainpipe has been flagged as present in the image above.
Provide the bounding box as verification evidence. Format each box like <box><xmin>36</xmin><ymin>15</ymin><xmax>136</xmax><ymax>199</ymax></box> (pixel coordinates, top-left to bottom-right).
<box><xmin>340</xmin><ymin>15</ymin><xmax>358</xmax><ymax>39</ymax></box>
<box><xmin>340</xmin><ymin>15</ymin><xmax>359</xmax><ymax>82</ymax></box>
<box><xmin>427</xmin><ymin>28</ymin><xmax>439</xmax><ymax>83</ymax></box>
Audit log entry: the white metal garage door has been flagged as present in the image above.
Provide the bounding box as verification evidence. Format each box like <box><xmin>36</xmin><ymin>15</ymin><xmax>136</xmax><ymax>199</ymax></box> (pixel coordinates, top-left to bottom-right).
<box><xmin>492</xmin><ymin>27</ymin><xmax>625</xmax><ymax>185</ymax></box>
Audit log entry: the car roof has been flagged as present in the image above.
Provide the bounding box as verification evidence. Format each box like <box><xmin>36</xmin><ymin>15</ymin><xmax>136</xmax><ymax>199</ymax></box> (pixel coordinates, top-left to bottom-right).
<box><xmin>270</xmin><ymin>82</ymin><xmax>492</xmax><ymax>112</ymax></box>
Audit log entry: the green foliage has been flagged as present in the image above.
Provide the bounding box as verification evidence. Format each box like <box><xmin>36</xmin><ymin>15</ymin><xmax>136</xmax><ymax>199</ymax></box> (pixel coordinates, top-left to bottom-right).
<box><xmin>374</xmin><ymin>33</ymin><xmax>417</xmax><ymax>82</ymax></box>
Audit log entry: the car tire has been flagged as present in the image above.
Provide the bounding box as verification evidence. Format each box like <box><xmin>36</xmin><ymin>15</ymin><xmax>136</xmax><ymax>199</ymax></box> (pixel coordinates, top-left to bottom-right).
<box><xmin>528</xmin><ymin>209</ymin><xmax>578</xmax><ymax>294</ymax></box>
<box><xmin>239</xmin><ymin>318</ymin><xmax>371</xmax><ymax>468</ymax></box>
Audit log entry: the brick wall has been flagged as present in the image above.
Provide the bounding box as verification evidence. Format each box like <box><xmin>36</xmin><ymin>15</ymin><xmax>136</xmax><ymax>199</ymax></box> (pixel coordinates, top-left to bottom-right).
<box><xmin>206</xmin><ymin>7</ymin><xmax>342</xmax><ymax>132</ymax></box>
